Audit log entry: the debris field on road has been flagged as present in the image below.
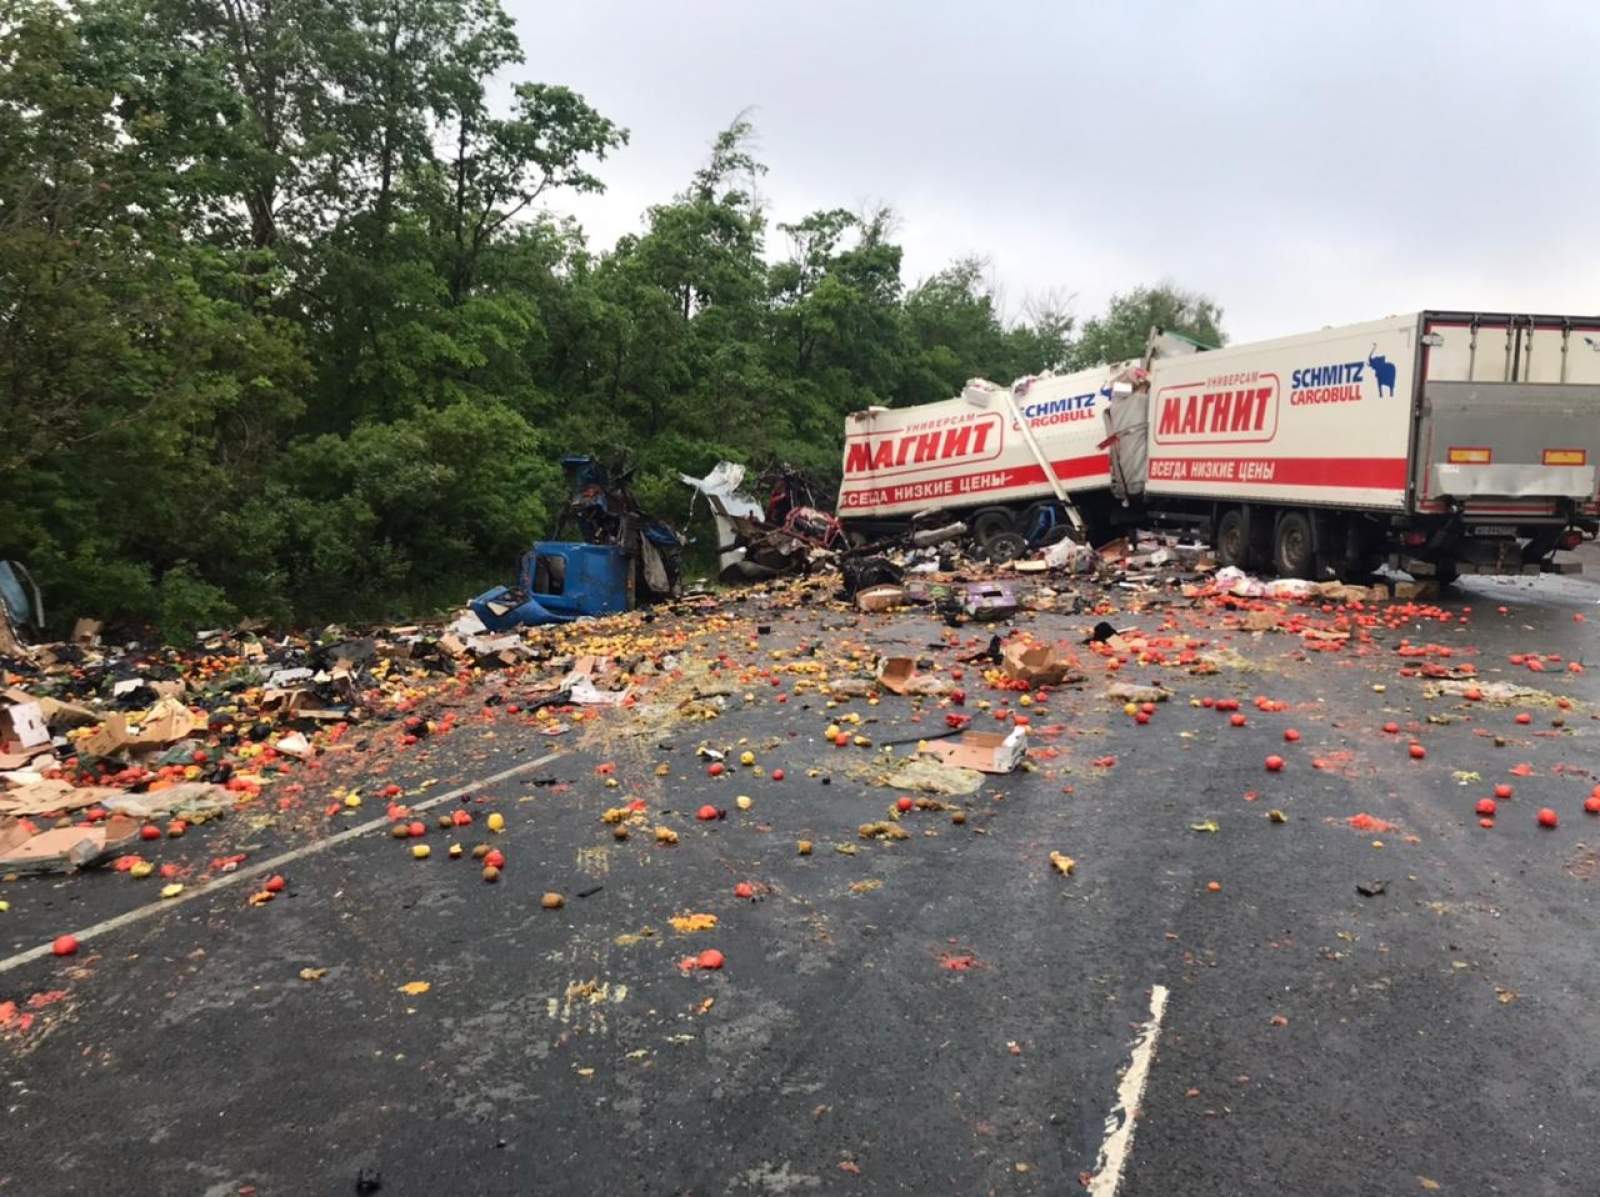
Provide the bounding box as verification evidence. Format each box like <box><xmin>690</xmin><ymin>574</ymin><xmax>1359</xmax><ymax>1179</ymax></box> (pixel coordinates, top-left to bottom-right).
<box><xmin>1</xmin><ymin>546</ymin><xmax>1597</xmax><ymax>1194</ymax></box>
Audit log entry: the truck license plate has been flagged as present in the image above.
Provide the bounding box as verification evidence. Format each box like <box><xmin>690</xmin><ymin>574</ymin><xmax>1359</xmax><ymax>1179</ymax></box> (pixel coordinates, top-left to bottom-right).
<box><xmin>1469</xmin><ymin>525</ymin><xmax>1518</xmax><ymax>537</ymax></box>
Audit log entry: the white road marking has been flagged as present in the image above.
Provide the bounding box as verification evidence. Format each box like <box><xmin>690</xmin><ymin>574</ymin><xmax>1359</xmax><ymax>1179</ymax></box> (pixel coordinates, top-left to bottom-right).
<box><xmin>1087</xmin><ymin>983</ymin><xmax>1170</xmax><ymax>1197</ymax></box>
<box><xmin>0</xmin><ymin>749</ymin><xmax>565</xmax><ymax>976</ymax></box>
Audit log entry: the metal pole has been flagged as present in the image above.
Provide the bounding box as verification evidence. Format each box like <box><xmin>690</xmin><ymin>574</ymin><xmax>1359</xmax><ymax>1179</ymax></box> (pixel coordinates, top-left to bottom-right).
<box><xmin>998</xmin><ymin>384</ymin><xmax>1087</xmax><ymax>538</ymax></box>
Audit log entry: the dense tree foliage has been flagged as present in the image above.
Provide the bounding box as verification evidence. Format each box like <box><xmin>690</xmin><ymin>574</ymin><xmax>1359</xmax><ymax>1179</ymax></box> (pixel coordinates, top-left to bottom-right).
<box><xmin>0</xmin><ymin>0</ymin><xmax>1223</xmax><ymax>639</ymax></box>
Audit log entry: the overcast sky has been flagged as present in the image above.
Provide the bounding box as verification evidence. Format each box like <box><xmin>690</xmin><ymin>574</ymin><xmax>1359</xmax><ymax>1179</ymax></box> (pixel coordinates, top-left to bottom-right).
<box><xmin>511</xmin><ymin>0</ymin><xmax>1599</xmax><ymax>342</ymax></box>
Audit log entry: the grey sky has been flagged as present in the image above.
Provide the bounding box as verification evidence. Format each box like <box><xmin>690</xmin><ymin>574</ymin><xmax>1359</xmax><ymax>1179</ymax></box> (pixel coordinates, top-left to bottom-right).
<box><xmin>513</xmin><ymin>0</ymin><xmax>1599</xmax><ymax>342</ymax></box>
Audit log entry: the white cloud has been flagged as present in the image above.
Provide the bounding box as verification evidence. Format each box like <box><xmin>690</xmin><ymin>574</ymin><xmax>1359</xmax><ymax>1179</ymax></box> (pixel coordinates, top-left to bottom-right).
<box><xmin>509</xmin><ymin>0</ymin><xmax>1600</xmax><ymax>341</ymax></box>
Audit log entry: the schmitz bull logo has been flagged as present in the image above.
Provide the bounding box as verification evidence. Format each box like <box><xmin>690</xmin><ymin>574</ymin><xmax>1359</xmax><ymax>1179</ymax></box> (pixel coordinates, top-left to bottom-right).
<box><xmin>1153</xmin><ymin>373</ymin><xmax>1280</xmax><ymax>445</ymax></box>
<box><xmin>842</xmin><ymin>411</ymin><xmax>1004</xmax><ymax>479</ymax></box>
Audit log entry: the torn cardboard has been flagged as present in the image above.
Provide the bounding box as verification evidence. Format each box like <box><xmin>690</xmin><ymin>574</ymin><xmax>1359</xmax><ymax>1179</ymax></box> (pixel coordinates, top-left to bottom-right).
<box><xmin>1000</xmin><ymin>642</ymin><xmax>1080</xmax><ymax>687</ymax></box>
<box><xmin>0</xmin><ymin>779</ymin><xmax>123</xmax><ymax>815</ymax></box>
<box><xmin>921</xmin><ymin>725</ymin><xmax>1028</xmax><ymax>774</ymax></box>
<box><xmin>0</xmin><ymin>814</ymin><xmax>141</xmax><ymax>874</ymax></box>
<box><xmin>876</xmin><ymin>657</ymin><xmax>952</xmax><ymax>697</ymax></box>
<box><xmin>0</xmin><ymin>689</ymin><xmax>49</xmax><ymax>752</ymax></box>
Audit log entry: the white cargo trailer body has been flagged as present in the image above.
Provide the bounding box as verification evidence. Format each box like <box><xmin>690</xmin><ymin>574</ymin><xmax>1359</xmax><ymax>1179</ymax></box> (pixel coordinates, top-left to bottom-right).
<box><xmin>836</xmin><ymin>365</ymin><xmax>1120</xmax><ymax>519</ymax></box>
<box><xmin>838</xmin><ymin>309</ymin><xmax>1599</xmax><ymax>578</ymax></box>
<box><xmin>1143</xmin><ymin>313</ymin><xmax>1417</xmax><ymax>510</ymax></box>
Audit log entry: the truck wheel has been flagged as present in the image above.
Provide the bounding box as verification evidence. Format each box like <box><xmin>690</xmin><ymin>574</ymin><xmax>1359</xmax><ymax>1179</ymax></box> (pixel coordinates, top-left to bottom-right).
<box><xmin>1273</xmin><ymin>510</ymin><xmax>1316</xmax><ymax>578</ymax></box>
<box><xmin>1432</xmin><ymin>561</ymin><xmax>1460</xmax><ymax>587</ymax></box>
<box><xmin>1215</xmin><ymin>508</ymin><xmax>1250</xmax><ymax>569</ymax></box>
<box><xmin>970</xmin><ymin>507</ymin><xmax>1016</xmax><ymax>556</ymax></box>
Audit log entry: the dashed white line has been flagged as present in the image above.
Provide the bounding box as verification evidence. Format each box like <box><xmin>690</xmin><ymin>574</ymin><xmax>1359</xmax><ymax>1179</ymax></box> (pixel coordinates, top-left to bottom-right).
<box><xmin>0</xmin><ymin>749</ymin><xmax>565</xmax><ymax>976</ymax></box>
<box><xmin>1087</xmin><ymin>983</ymin><xmax>1170</xmax><ymax>1196</ymax></box>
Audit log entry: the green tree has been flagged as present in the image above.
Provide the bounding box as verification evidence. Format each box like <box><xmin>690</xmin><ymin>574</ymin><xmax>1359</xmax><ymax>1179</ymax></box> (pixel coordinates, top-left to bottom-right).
<box><xmin>1066</xmin><ymin>282</ymin><xmax>1225</xmax><ymax>369</ymax></box>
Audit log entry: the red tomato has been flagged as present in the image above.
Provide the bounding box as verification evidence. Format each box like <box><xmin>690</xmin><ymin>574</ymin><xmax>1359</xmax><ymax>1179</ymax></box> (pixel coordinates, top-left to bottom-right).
<box><xmin>1382</xmin><ymin>722</ymin><xmax>1399</xmax><ymax>734</ymax></box>
<box><xmin>835</xmin><ymin>733</ymin><xmax>850</xmax><ymax>747</ymax></box>
<box><xmin>707</xmin><ymin>762</ymin><xmax>725</xmax><ymax>777</ymax></box>
<box><xmin>1475</xmin><ymin>798</ymin><xmax>1497</xmax><ymax>817</ymax></box>
<box><xmin>140</xmin><ymin>825</ymin><xmax>161</xmax><ymax>841</ymax></box>
<box><xmin>1229</xmin><ymin>714</ymin><xmax>1246</xmax><ymax>728</ymax></box>
<box><xmin>1584</xmin><ymin>795</ymin><xmax>1600</xmax><ymax>815</ymax></box>
<box><xmin>1264</xmin><ymin>755</ymin><xmax>1284</xmax><ymax>772</ymax></box>
<box><xmin>896</xmin><ymin>797</ymin><xmax>913</xmax><ymax>813</ymax></box>
<box><xmin>696</xmin><ymin>949</ymin><xmax>725</xmax><ymax>970</ymax></box>
<box><xmin>483</xmin><ymin>849</ymin><xmax>505</xmax><ymax>869</ymax></box>
<box><xmin>1537</xmin><ymin>808</ymin><xmax>1559</xmax><ymax>828</ymax></box>
<box><xmin>1135</xmin><ymin>712</ymin><xmax>1151</xmax><ymax>725</ymax></box>
<box><xmin>1494</xmin><ymin>783</ymin><xmax>1513</xmax><ymax>799</ymax></box>
<box><xmin>52</xmin><ymin>935</ymin><xmax>79</xmax><ymax>957</ymax></box>
<box><xmin>1514</xmin><ymin>713</ymin><xmax>1532</xmax><ymax>725</ymax></box>
<box><xmin>696</xmin><ymin>804</ymin><xmax>718</xmax><ymax>821</ymax></box>
<box><xmin>407</xmin><ymin>821</ymin><xmax>426</xmax><ymax>838</ymax></box>
<box><xmin>734</xmin><ymin>882</ymin><xmax>754</xmax><ymax>899</ymax></box>
<box><xmin>1408</xmin><ymin>743</ymin><xmax>1426</xmax><ymax>760</ymax></box>
<box><xmin>264</xmin><ymin>874</ymin><xmax>286</xmax><ymax>893</ymax></box>
<box><xmin>771</xmin><ymin>769</ymin><xmax>785</xmax><ymax>781</ymax></box>
<box><xmin>1283</xmin><ymin>728</ymin><xmax>1301</xmax><ymax>742</ymax></box>
<box><xmin>1478</xmin><ymin>817</ymin><xmax>1495</xmax><ymax>829</ymax></box>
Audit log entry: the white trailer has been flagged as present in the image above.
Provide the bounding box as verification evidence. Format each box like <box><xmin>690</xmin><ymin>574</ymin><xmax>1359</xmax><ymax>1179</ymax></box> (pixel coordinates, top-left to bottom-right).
<box><xmin>838</xmin><ymin>310</ymin><xmax>1600</xmax><ymax>579</ymax></box>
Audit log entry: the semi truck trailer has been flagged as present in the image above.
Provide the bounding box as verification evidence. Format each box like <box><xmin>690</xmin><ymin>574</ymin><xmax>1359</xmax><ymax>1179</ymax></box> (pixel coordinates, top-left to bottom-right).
<box><xmin>837</xmin><ymin>310</ymin><xmax>1600</xmax><ymax>581</ymax></box>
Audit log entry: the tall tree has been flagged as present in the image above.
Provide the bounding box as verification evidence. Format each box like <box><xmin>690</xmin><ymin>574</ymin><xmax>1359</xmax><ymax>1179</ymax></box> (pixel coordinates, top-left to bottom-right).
<box><xmin>1066</xmin><ymin>283</ymin><xmax>1225</xmax><ymax>368</ymax></box>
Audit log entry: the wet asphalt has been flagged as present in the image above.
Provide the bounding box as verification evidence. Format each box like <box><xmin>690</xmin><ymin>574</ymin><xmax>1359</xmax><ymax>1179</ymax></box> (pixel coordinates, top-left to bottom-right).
<box><xmin>1</xmin><ymin>556</ymin><xmax>1597</xmax><ymax>1197</ymax></box>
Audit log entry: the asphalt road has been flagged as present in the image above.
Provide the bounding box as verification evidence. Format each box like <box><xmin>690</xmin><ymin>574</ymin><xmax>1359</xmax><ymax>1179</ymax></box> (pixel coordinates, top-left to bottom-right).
<box><xmin>2</xmin><ymin>557</ymin><xmax>1596</xmax><ymax>1196</ymax></box>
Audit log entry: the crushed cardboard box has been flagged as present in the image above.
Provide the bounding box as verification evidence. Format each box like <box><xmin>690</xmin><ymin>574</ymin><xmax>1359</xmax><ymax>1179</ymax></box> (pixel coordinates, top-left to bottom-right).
<box><xmin>0</xmin><ymin>779</ymin><xmax>123</xmax><ymax>815</ymax></box>
<box><xmin>920</xmin><ymin>725</ymin><xmax>1028</xmax><ymax>774</ymax></box>
<box><xmin>876</xmin><ymin>657</ymin><xmax>952</xmax><ymax>696</ymax></box>
<box><xmin>0</xmin><ymin>814</ymin><xmax>141</xmax><ymax>874</ymax></box>
<box><xmin>0</xmin><ymin>688</ymin><xmax>50</xmax><ymax>752</ymax></box>
<box><xmin>1000</xmin><ymin>642</ymin><xmax>1081</xmax><ymax>687</ymax></box>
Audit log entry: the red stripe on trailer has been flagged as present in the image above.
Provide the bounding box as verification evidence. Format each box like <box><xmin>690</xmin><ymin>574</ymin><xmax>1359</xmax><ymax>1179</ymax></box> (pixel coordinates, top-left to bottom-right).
<box><xmin>1146</xmin><ymin>456</ymin><xmax>1408</xmax><ymax>488</ymax></box>
<box><xmin>838</xmin><ymin>453</ymin><xmax>1110</xmax><ymax>510</ymax></box>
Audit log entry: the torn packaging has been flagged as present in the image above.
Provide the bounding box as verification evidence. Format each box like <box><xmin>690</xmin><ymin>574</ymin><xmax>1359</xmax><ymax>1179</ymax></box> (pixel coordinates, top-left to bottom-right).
<box><xmin>0</xmin><ymin>814</ymin><xmax>140</xmax><ymax>874</ymax></box>
<box><xmin>0</xmin><ymin>779</ymin><xmax>123</xmax><ymax>815</ymax></box>
<box><xmin>921</xmin><ymin>725</ymin><xmax>1028</xmax><ymax>774</ymax></box>
<box><xmin>0</xmin><ymin>689</ymin><xmax>49</xmax><ymax>752</ymax></box>
<box><xmin>1000</xmin><ymin>642</ymin><xmax>1081</xmax><ymax>687</ymax></box>
<box><xmin>876</xmin><ymin>658</ymin><xmax>952</xmax><ymax>696</ymax></box>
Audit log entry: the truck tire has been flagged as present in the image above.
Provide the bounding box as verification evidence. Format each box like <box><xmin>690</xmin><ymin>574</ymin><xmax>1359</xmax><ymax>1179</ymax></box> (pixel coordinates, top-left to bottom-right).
<box><xmin>1273</xmin><ymin>510</ymin><xmax>1316</xmax><ymax>578</ymax></box>
<box><xmin>970</xmin><ymin>507</ymin><xmax>1016</xmax><ymax>556</ymax></box>
<box><xmin>1215</xmin><ymin>508</ymin><xmax>1251</xmax><ymax>569</ymax></box>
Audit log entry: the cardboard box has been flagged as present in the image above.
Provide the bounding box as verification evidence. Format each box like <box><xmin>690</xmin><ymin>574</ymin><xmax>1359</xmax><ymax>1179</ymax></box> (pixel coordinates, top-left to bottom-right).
<box><xmin>961</xmin><ymin>582</ymin><xmax>1018</xmax><ymax>621</ymax></box>
<box><xmin>80</xmin><ymin>712</ymin><xmax>132</xmax><ymax>758</ymax></box>
<box><xmin>877</xmin><ymin>657</ymin><xmax>952</xmax><ymax>696</ymax></box>
<box><xmin>856</xmin><ymin>586</ymin><xmax>905</xmax><ymax>613</ymax></box>
<box><xmin>920</xmin><ymin>725</ymin><xmax>1028</xmax><ymax>774</ymax></box>
<box><xmin>1000</xmin><ymin>642</ymin><xmax>1080</xmax><ymax>687</ymax></box>
<box><xmin>0</xmin><ymin>689</ymin><xmax>49</xmax><ymax>752</ymax></box>
<box><xmin>0</xmin><ymin>814</ymin><xmax>140</xmax><ymax>874</ymax></box>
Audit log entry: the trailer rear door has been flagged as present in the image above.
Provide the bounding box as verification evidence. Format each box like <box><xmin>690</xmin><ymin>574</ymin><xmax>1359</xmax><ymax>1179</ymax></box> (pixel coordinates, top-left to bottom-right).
<box><xmin>1415</xmin><ymin>313</ymin><xmax>1600</xmax><ymax>519</ymax></box>
<box><xmin>1414</xmin><ymin>382</ymin><xmax>1600</xmax><ymax>518</ymax></box>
